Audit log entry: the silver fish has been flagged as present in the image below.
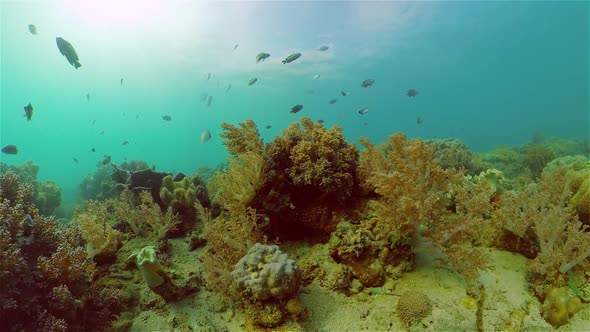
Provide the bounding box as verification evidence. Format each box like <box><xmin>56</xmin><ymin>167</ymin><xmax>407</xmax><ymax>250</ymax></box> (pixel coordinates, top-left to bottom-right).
<box><xmin>201</xmin><ymin>130</ymin><xmax>212</xmax><ymax>143</ymax></box>
<box><xmin>358</xmin><ymin>108</ymin><xmax>369</xmax><ymax>115</ymax></box>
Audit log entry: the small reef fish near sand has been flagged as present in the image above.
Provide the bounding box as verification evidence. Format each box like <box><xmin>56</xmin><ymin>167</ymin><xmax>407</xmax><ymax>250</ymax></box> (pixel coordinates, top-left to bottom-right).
<box><xmin>200</xmin><ymin>130</ymin><xmax>212</xmax><ymax>143</ymax></box>
<box><xmin>361</xmin><ymin>79</ymin><xmax>375</xmax><ymax>88</ymax></box>
<box><xmin>24</xmin><ymin>103</ymin><xmax>33</xmax><ymax>121</ymax></box>
<box><xmin>282</xmin><ymin>53</ymin><xmax>301</xmax><ymax>64</ymax></box>
<box><xmin>407</xmin><ymin>89</ymin><xmax>419</xmax><ymax>97</ymax></box>
<box><xmin>28</xmin><ymin>24</ymin><xmax>37</xmax><ymax>35</ymax></box>
<box><xmin>358</xmin><ymin>108</ymin><xmax>369</xmax><ymax>115</ymax></box>
<box><xmin>162</xmin><ymin>115</ymin><xmax>172</xmax><ymax>121</ymax></box>
<box><xmin>248</xmin><ymin>78</ymin><xmax>258</xmax><ymax>86</ymax></box>
<box><xmin>318</xmin><ymin>45</ymin><xmax>329</xmax><ymax>51</ymax></box>
<box><xmin>56</xmin><ymin>37</ymin><xmax>81</xmax><ymax>69</ymax></box>
<box><xmin>2</xmin><ymin>145</ymin><xmax>18</xmax><ymax>154</ymax></box>
<box><xmin>329</xmin><ymin>99</ymin><xmax>337</xmax><ymax>104</ymax></box>
<box><xmin>256</xmin><ymin>52</ymin><xmax>270</xmax><ymax>63</ymax></box>
<box><xmin>290</xmin><ymin>104</ymin><xmax>303</xmax><ymax>114</ymax></box>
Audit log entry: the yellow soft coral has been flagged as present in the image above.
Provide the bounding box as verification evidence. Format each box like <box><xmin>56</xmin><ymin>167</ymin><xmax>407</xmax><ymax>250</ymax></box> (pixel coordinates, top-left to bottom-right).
<box><xmin>220</xmin><ymin>119</ymin><xmax>264</xmax><ymax>156</ymax></box>
<box><xmin>360</xmin><ymin>133</ymin><xmax>461</xmax><ymax>244</ymax></box>
<box><xmin>209</xmin><ymin>151</ymin><xmax>265</xmax><ymax>207</ymax></box>
<box><xmin>76</xmin><ymin>209</ymin><xmax>123</xmax><ymax>259</ymax></box>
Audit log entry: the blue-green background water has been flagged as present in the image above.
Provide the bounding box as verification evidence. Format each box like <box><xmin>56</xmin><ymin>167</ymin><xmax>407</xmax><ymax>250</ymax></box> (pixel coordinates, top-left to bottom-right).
<box><xmin>1</xmin><ymin>0</ymin><xmax>588</xmax><ymax>207</ymax></box>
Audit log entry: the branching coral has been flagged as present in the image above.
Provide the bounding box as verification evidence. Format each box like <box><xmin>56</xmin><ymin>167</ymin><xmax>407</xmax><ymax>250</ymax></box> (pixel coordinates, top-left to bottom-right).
<box><xmin>220</xmin><ymin>119</ymin><xmax>264</xmax><ymax>156</ymax></box>
<box><xmin>359</xmin><ymin>133</ymin><xmax>462</xmax><ymax>245</ymax></box>
<box><xmin>75</xmin><ymin>200</ymin><xmax>123</xmax><ymax>260</ymax></box>
<box><xmin>208</xmin><ymin>151</ymin><xmax>265</xmax><ymax>207</ymax></box>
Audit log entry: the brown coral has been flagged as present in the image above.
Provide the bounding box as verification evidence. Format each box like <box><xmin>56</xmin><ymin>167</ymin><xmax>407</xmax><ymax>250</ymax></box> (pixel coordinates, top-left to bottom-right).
<box><xmin>220</xmin><ymin>119</ymin><xmax>264</xmax><ymax>156</ymax></box>
<box><xmin>396</xmin><ymin>291</ymin><xmax>432</xmax><ymax>326</ymax></box>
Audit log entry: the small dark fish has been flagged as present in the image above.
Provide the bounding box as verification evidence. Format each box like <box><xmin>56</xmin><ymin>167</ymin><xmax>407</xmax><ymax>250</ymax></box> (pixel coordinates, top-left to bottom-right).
<box><xmin>341</xmin><ymin>91</ymin><xmax>349</xmax><ymax>96</ymax></box>
<box><xmin>248</xmin><ymin>78</ymin><xmax>258</xmax><ymax>86</ymax></box>
<box><xmin>100</xmin><ymin>130</ymin><xmax>104</xmax><ymax>135</ymax></box>
<box><xmin>256</xmin><ymin>52</ymin><xmax>271</xmax><ymax>63</ymax></box>
<box><xmin>120</xmin><ymin>78</ymin><xmax>123</xmax><ymax>86</ymax></box>
<box><xmin>162</xmin><ymin>115</ymin><xmax>172</xmax><ymax>121</ymax></box>
<box><xmin>91</xmin><ymin>148</ymin><xmax>96</xmax><ymax>152</ymax></box>
<box><xmin>92</xmin><ymin>119</ymin><xmax>96</xmax><ymax>125</ymax></box>
<box><xmin>122</xmin><ymin>140</ymin><xmax>129</xmax><ymax>145</ymax></box>
<box><xmin>226</xmin><ymin>83</ymin><xmax>231</xmax><ymax>92</ymax></box>
<box><xmin>207</xmin><ymin>73</ymin><xmax>211</xmax><ymax>80</ymax></box>
<box><xmin>361</xmin><ymin>79</ymin><xmax>375</xmax><ymax>88</ymax></box>
<box><xmin>329</xmin><ymin>99</ymin><xmax>337</xmax><ymax>104</ymax></box>
<box><xmin>136</xmin><ymin>114</ymin><xmax>139</xmax><ymax>119</ymax></box>
<box><xmin>200</xmin><ymin>130</ymin><xmax>212</xmax><ymax>143</ymax></box>
<box><xmin>318</xmin><ymin>119</ymin><xmax>325</xmax><ymax>124</ymax></box>
<box><xmin>1</xmin><ymin>145</ymin><xmax>18</xmax><ymax>154</ymax></box>
<box><xmin>233</xmin><ymin>44</ymin><xmax>238</xmax><ymax>52</ymax></box>
<box><xmin>407</xmin><ymin>89</ymin><xmax>419</xmax><ymax>97</ymax></box>
<box><xmin>28</xmin><ymin>24</ymin><xmax>37</xmax><ymax>35</ymax></box>
<box><xmin>363</xmin><ymin>122</ymin><xmax>368</xmax><ymax>126</ymax></box>
<box><xmin>318</xmin><ymin>45</ymin><xmax>329</xmax><ymax>51</ymax></box>
<box><xmin>416</xmin><ymin>116</ymin><xmax>423</xmax><ymax>124</ymax></box>
<box><xmin>306</xmin><ymin>89</ymin><xmax>315</xmax><ymax>94</ymax></box>
<box><xmin>56</xmin><ymin>37</ymin><xmax>81</xmax><ymax>69</ymax></box>
<box><xmin>290</xmin><ymin>104</ymin><xmax>303</xmax><ymax>114</ymax></box>
<box><xmin>73</xmin><ymin>158</ymin><xmax>79</xmax><ymax>163</ymax></box>
<box><xmin>358</xmin><ymin>108</ymin><xmax>369</xmax><ymax>115</ymax></box>
<box><xmin>102</xmin><ymin>155</ymin><xmax>111</xmax><ymax>165</ymax></box>
<box><xmin>282</xmin><ymin>52</ymin><xmax>301</xmax><ymax>64</ymax></box>
<box><xmin>24</xmin><ymin>103</ymin><xmax>33</xmax><ymax>121</ymax></box>
<box><xmin>207</xmin><ymin>95</ymin><xmax>213</xmax><ymax>107</ymax></box>
<box><xmin>265</xmin><ymin>125</ymin><xmax>272</xmax><ymax>129</ymax></box>
<box><xmin>86</xmin><ymin>93</ymin><xmax>90</xmax><ymax>101</ymax></box>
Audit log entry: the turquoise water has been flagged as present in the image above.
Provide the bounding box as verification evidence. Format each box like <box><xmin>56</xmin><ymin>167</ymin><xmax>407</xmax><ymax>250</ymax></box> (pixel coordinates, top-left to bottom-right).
<box><xmin>1</xmin><ymin>1</ymin><xmax>588</xmax><ymax>207</ymax></box>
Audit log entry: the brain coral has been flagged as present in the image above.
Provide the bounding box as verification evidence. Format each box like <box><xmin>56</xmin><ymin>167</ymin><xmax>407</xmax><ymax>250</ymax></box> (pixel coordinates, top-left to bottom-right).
<box><xmin>231</xmin><ymin>243</ymin><xmax>302</xmax><ymax>300</ymax></box>
<box><xmin>396</xmin><ymin>291</ymin><xmax>432</xmax><ymax>326</ymax></box>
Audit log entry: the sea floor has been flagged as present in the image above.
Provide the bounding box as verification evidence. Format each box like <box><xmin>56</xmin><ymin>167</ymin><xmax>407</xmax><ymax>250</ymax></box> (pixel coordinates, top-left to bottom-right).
<box><xmin>119</xmin><ymin>240</ymin><xmax>589</xmax><ymax>331</ymax></box>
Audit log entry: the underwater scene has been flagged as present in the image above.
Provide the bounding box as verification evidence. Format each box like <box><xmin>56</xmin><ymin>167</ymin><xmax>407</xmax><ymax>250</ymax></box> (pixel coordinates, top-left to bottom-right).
<box><xmin>1</xmin><ymin>0</ymin><xmax>589</xmax><ymax>331</ymax></box>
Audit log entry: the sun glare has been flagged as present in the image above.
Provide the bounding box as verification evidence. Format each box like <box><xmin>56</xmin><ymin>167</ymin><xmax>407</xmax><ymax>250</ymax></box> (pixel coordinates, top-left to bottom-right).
<box><xmin>58</xmin><ymin>0</ymin><xmax>169</xmax><ymax>28</ymax></box>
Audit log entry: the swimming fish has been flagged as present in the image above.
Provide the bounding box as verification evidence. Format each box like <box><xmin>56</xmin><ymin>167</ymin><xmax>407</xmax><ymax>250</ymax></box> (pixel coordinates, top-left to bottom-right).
<box><xmin>92</xmin><ymin>119</ymin><xmax>96</xmax><ymax>125</ymax></box>
<box><xmin>207</xmin><ymin>73</ymin><xmax>211</xmax><ymax>80</ymax></box>
<box><xmin>341</xmin><ymin>91</ymin><xmax>349</xmax><ymax>96</ymax></box>
<box><xmin>120</xmin><ymin>78</ymin><xmax>123</xmax><ymax>86</ymax></box>
<box><xmin>282</xmin><ymin>53</ymin><xmax>301</xmax><ymax>64</ymax></box>
<box><xmin>290</xmin><ymin>104</ymin><xmax>303</xmax><ymax>114</ymax></box>
<box><xmin>407</xmin><ymin>89</ymin><xmax>419</xmax><ymax>97</ymax></box>
<box><xmin>1</xmin><ymin>145</ymin><xmax>18</xmax><ymax>154</ymax></box>
<box><xmin>100</xmin><ymin>130</ymin><xmax>104</xmax><ymax>135</ymax></box>
<box><xmin>91</xmin><ymin>148</ymin><xmax>96</xmax><ymax>152</ymax></box>
<box><xmin>200</xmin><ymin>92</ymin><xmax>209</xmax><ymax>102</ymax></box>
<box><xmin>122</xmin><ymin>140</ymin><xmax>129</xmax><ymax>145</ymax></box>
<box><xmin>233</xmin><ymin>44</ymin><xmax>238</xmax><ymax>52</ymax></box>
<box><xmin>24</xmin><ymin>103</ymin><xmax>33</xmax><ymax>121</ymax></box>
<box><xmin>162</xmin><ymin>115</ymin><xmax>172</xmax><ymax>121</ymax></box>
<box><xmin>361</xmin><ymin>79</ymin><xmax>375</xmax><ymax>88</ymax></box>
<box><xmin>200</xmin><ymin>130</ymin><xmax>212</xmax><ymax>143</ymax></box>
<box><xmin>28</xmin><ymin>24</ymin><xmax>37</xmax><ymax>35</ymax></box>
<box><xmin>73</xmin><ymin>158</ymin><xmax>79</xmax><ymax>163</ymax></box>
<box><xmin>86</xmin><ymin>93</ymin><xmax>90</xmax><ymax>101</ymax></box>
<box><xmin>226</xmin><ymin>83</ymin><xmax>231</xmax><ymax>92</ymax></box>
<box><xmin>207</xmin><ymin>95</ymin><xmax>213</xmax><ymax>107</ymax></box>
<box><xmin>318</xmin><ymin>45</ymin><xmax>329</xmax><ymax>51</ymax></box>
<box><xmin>102</xmin><ymin>155</ymin><xmax>111</xmax><ymax>165</ymax></box>
<box><xmin>56</xmin><ymin>37</ymin><xmax>81</xmax><ymax>69</ymax></box>
<box><xmin>306</xmin><ymin>90</ymin><xmax>315</xmax><ymax>94</ymax></box>
<box><xmin>265</xmin><ymin>125</ymin><xmax>272</xmax><ymax>129</ymax></box>
<box><xmin>256</xmin><ymin>52</ymin><xmax>270</xmax><ymax>63</ymax></box>
<box><xmin>329</xmin><ymin>99</ymin><xmax>337</xmax><ymax>104</ymax></box>
<box><xmin>312</xmin><ymin>74</ymin><xmax>320</xmax><ymax>80</ymax></box>
<box><xmin>416</xmin><ymin>116</ymin><xmax>423</xmax><ymax>124</ymax></box>
<box><xmin>358</xmin><ymin>108</ymin><xmax>369</xmax><ymax>115</ymax></box>
<box><xmin>248</xmin><ymin>78</ymin><xmax>258</xmax><ymax>86</ymax></box>
<box><xmin>318</xmin><ymin>119</ymin><xmax>325</xmax><ymax>124</ymax></box>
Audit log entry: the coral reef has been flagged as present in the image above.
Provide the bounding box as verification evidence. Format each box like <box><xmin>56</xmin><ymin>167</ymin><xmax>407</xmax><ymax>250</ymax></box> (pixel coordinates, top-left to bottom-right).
<box><xmin>396</xmin><ymin>291</ymin><xmax>432</xmax><ymax>327</ymax></box>
<box><xmin>75</xmin><ymin>201</ymin><xmax>124</xmax><ymax>262</ymax></box>
<box><xmin>80</xmin><ymin>164</ymin><xmax>118</xmax><ymax>201</ymax></box>
<box><xmin>428</xmin><ymin>138</ymin><xmax>488</xmax><ymax>175</ymax></box>
<box><xmin>232</xmin><ymin>243</ymin><xmax>302</xmax><ymax>301</ymax></box>
<box><xmin>34</xmin><ymin>180</ymin><xmax>62</xmax><ymax>216</ymax></box>
<box><xmin>523</xmin><ymin>145</ymin><xmax>555</xmax><ymax>179</ymax></box>
<box><xmin>128</xmin><ymin>246</ymin><xmax>186</xmax><ymax>301</ymax></box>
<box><xmin>541</xmin><ymin>287</ymin><xmax>582</xmax><ymax>327</ymax></box>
